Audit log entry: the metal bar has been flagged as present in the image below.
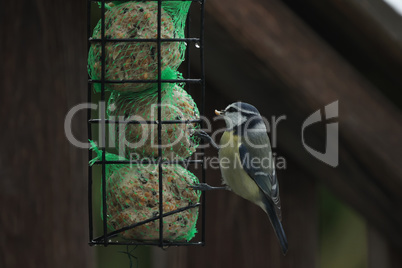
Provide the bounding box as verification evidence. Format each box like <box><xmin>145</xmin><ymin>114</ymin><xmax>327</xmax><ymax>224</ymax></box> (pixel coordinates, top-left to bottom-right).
<box><xmin>87</xmin><ymin>0</ymin><xmax>94</xmax><ymax>244</ymax></box>
<box><xmin>200</xmin><ymin>0</ymin><xmax>207</xmax><ymax>246</ymax></box>
<box><xmin>91</xmin><ymin>159</ymin><xmax>204</xmax><ymax>165</ymax></box>
<box><xmin>89</xmin><ymin>37</ymin><xmax>200</xmax><ymax>43</ymax></box>
<box><xmin>186</xmin><ymin>5</ymin><xmax>191</xmax><ymax>94</ymax></box>
<box><xmin>88</xmin><ymin>119</ymin><xmax>202</xmax><ymax>124</ymax></box>
<box><xmin>89</xmin><ymin>78</ymin><xmax>202</xmax><ymax>84</ymax></box>
<box><xmin>89</xmin><ymin>119</ymin><xmax>158</xmax><ymax>124</ymax></box>
<box><xmin>100</xmin><ymin>0</ymin><xmax>108</xmax><ymax>247</ymax></box>
<box><xmin>200</xmin><ymin>1</ymin><xmax>206</xmax><ymax>118</ymax></box>
<box><xmin>157</xmin><ymin>0</ymin><xmax>164</xmax><ymax>248</ymax></box>
<box><xmin>92</xmin><ymin>203</ymin><xmax>201</xmax><ymax>242</ymax></box>
<box><xmin>90</xmin><ymin>0</ymin><xmax>201</xmax><ymax>2</ymax></box>
<box><xmin>89</xmin><ymin>241</ymin><xmax>204</xmax><ymax>246</ymax></box>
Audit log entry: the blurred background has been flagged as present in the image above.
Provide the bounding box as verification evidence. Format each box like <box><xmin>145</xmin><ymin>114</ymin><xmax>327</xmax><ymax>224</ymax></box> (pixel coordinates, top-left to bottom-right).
<box><xmin>1</xmin><ymin>0</ymin><xmax>402</xmax><ymax>267</ymax></box>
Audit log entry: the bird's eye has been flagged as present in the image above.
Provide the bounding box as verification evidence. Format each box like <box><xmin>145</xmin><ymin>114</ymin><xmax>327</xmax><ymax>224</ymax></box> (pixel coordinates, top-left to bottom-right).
<box><xmin>226</xmin><ymin>107</ymin><xmax>236</xmax><ymax>113</ymax></box>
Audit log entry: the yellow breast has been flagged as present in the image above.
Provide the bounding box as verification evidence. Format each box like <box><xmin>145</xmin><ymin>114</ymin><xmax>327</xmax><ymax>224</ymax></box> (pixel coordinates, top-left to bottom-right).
<box><xmin>218</xmin><ymin>131</ymin><xmax>262</xmax><ymax>203</ymax></box>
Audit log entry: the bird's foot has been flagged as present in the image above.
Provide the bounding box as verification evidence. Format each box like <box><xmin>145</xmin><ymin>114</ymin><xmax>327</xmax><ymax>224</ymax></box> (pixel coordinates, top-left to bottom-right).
<box><xmin>191</xmin><ymin>183</ymin><xmax>227</xmax><ymax>191</ymax></box>
<box><xmin>191</xmin><ymin>129</ymin><xmax>211</xmax><ymax>142</ymax></box>
<box><xmin>191</xmin><ymin>129</ymin><xmax>220</xmax><ymax>149</ymax></box>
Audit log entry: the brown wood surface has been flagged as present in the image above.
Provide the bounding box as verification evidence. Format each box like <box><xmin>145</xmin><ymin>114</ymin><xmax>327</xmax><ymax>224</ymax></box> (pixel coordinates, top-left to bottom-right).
<box><xmin>0</xmin><ymin>1</ymin><xmax>92</xmax><ymax>267</ymax></box>
<box><xmin>2</xmin><ymin>0</ymin><xmax>401</xmax><ymax>267</ymax></box>
<box><xmin>196</xmin><ymin>0</ymin><xmax>402</xmax><ymax>250</ymax></box>
<box><xmin>368</xmin><ymin>226</ymin><xmax>402</xmax><ymax>268</ymax></box>
<box><xmin>172</xmin><ymin>1</ymin><xmax>402</xmax><ymax>266</ymax></box>
<box><xmin>153</xmin><ymin>85</ymin><xmax>318</xmax><ymax>267</ymax></box>
<box><xmin>281</xmin><ymin>0</ymin><xmax>402</xmax><ymax>107</ymax></box>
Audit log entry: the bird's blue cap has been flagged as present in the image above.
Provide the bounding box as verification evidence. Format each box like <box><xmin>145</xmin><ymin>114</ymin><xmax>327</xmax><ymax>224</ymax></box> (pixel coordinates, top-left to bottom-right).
<box><xmin>227</xmin><ymin>102</ymin><xmax>260</xmax><ymax>115</ymax></box>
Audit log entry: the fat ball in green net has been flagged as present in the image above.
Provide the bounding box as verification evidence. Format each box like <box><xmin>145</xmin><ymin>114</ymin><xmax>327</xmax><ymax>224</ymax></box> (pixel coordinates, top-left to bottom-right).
<box><xmin>108</xmin><ymin>81</ymin><xmax>200</xmax><ymax>160</ymax></box>
<box><xmin>90</xmin><ymin>143</ymin><xmax>201</xmax><ymax>241</ymax></box>
<box><xmin>88</xmin><ymin>1</ymin><xmax>191</xmax><ymax>93</ymax></box>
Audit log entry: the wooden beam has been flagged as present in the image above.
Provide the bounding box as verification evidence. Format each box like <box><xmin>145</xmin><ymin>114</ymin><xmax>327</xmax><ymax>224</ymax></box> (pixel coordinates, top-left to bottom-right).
<box><xmin>0</xmin><ymin>1</ymin><xmax>93</xmax><ymax>267</ymax></box>
<box><xmin>189</xmin><ymin>0</ymin><xmax>402</xmax><ymax>249</ymax></box>
<box><xmin>281</xmin><ymin>0</ymin><xmax>402</xmax><ymax>107</ymax></box>
<box><xmin>368</xmin><ymin>225</ymin><xmax>402</xmax><ymax>268</ymax></box>
<box><xmin>155</xmin><ymin>90</ymin><xmax>318</xmax><ymax>268</ymax></box>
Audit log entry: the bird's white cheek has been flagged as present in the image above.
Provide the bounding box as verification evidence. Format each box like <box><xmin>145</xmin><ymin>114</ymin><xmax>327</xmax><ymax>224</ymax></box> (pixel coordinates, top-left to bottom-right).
<box><xmin>225</xmin><ymin>113</ymin><xmax>246</xmax><ymax>128</ymax></box>
<box><xmin>234</xmin><ymin>114</ymin><xmax>247</xmax><ymax>126</ymax></box>
<box><xmin>223</xmin><ymin>116</ymin><xmax>234</xmax><ymax>129</ymax></box>
<box><xmin>223</xmin><ymin>117</ymin><xmax>230</xmax><ymax>127</ymax></box>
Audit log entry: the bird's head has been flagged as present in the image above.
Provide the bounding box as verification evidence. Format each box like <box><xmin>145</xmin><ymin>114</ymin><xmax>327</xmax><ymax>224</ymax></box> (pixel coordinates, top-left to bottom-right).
<box><xmin>215</xmin><ymin>102</ymin><xmax>266</xmax><ymax>134</ymax></box>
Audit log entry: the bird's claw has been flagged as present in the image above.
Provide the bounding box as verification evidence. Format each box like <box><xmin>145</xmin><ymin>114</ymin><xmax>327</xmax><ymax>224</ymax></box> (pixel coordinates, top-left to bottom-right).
<box><xmin>190</xmin><ymin>183</ymin><xmax>227</xmax><ymax>191</ymax></box>
<box><xmin>191</xmin><ymin>129</ymin><xmax>211</xmax><ymax>141</ymax></box>
<box><xmin>191</xmin><ymin>129</ymin><xmax>220</xmax><ymax>149</ymax></box>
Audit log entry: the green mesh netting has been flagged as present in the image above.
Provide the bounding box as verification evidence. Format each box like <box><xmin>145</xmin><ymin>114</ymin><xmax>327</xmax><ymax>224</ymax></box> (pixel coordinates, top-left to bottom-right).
<box><xmin>88</xmin><ymin>0</ymin><xmax>201</xmax><ymax>243</ymax></box>
<box><xmin>108</xmin><ymin>75</ymin><xmax>200</xmax><ymax>160</ymax></box>
<box><xmin>88</xmin><ymin>1</ymin><xmax>191</xmax><ymax>93</ymax></box>
<box><xmin>90</xmin><ymin>143</ymin><xmax>201</xmax><ymax>242</ymax></box>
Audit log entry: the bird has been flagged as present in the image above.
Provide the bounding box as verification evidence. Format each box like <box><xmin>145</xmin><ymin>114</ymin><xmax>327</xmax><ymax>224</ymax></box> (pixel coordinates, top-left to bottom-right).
<box><xmin>193</xmin><ymin>102</ymin><xmax>288</xmax><ymax>255</ymax></box>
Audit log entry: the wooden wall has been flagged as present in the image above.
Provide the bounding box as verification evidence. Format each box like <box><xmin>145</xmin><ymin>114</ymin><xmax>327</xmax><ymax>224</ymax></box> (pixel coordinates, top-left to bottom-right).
<box><xmin>1</xmin><ymin>0</ymin><xmax>401</xmax><ymax>267</ymax></box>
<box><xmin>159</xmin><ymin>0</ymin><xmax>402</xmax><ymax>267</ymax></box>
<box><xmin>0</xmin><ymin>1</ymin><xmax>92</xmax><ymax>267</ymax></box>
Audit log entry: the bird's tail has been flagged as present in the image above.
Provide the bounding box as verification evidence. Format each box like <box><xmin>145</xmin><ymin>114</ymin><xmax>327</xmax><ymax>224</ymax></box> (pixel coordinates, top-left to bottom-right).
<box><xmin>263</xmin><ymin>199</ymin><xmax>288</xmax><ymax>255</ymax></box>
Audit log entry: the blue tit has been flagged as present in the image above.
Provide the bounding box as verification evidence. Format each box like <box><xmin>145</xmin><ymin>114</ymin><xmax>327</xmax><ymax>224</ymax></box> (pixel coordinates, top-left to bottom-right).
<box><xmin>215</xmin><ymin>102</ymin><xmax>288</xmax><ymax>255</ymax></box>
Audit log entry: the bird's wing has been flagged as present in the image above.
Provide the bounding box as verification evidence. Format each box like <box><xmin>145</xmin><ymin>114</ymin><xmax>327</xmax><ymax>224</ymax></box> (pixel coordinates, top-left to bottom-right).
<box><xmin>238</xmin><ymin>143</ymin><xmax>282</xmax><ymax>220</ymax></box>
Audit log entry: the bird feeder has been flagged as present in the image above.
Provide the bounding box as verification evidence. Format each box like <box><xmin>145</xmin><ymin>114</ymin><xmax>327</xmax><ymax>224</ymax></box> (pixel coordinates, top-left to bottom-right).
<box><xmin>87</xmin><ymin>0</ymin><xmax>206</xmax><ymax>247</ymax></box>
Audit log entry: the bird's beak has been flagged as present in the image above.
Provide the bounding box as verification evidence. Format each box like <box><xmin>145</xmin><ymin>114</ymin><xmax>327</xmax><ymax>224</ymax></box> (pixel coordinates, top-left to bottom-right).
<box><xmin>215</xmin><ymin>110</ymin><xmax>225</xmax><ymax>116</ymax></box>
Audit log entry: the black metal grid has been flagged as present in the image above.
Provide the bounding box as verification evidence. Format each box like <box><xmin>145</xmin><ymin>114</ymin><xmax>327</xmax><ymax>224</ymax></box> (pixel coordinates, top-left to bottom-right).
<box><xmin>87</xmin><ymin>0</ymin><xmax>206</xmax><ymax>247</ymax></box>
